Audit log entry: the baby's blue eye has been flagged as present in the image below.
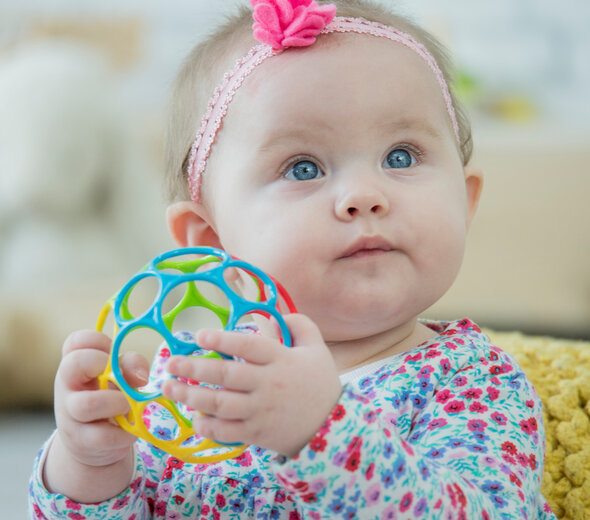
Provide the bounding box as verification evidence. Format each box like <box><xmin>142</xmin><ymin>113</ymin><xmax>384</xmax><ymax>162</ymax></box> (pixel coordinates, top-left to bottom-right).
<box><xmin>384</xmin><ymin>149</ymin><xmax>416</xmax><ymax>169</ymax></box>
<box><xmin>285</xmin><ymin>160</ymin><xmax>323</xmax><ymax>181</ymax></box>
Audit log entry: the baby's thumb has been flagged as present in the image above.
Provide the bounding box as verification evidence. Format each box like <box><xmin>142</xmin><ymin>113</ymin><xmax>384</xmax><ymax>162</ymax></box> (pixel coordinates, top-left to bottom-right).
<box><xmin>282</xmin><ymin>313</ymin><xmax>324</xmax><ymax>348</ymax></box>
<box><xmin>119</xmin><ymin>351</ymin><xmax>150</xmax><ymax>389</ymax></box>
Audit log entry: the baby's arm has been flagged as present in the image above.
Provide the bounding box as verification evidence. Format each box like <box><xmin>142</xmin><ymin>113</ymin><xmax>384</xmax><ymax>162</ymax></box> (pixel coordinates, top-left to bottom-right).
<box><xmin>162</xmin><ymin>314</ymin><xmax>343</xmax><ymax>458</ymax></box>
<box><xmin>31</xmin><ymin>330</ymin><xmax>150</xmax><ymax>508</ymax></box>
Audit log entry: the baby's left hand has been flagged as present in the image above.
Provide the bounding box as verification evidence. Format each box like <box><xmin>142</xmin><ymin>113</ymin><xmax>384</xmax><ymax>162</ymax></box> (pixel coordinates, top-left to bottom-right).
<box><xmin>161</xmin><ymin>314</ymin><xmax>342</xmax><ymax>458</ymax></box>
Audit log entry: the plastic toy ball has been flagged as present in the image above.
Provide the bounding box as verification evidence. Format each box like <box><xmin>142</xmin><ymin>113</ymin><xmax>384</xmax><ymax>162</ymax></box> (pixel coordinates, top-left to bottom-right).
<box><xmin>97</xmin><ymin>247</ymin><xmax>296</xmax><ymax>464</ymax></box>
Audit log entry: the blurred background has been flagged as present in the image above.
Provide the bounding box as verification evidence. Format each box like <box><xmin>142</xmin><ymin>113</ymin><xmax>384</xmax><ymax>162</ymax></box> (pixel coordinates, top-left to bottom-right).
<box><xmin>1</xmin><ymin>0</ymin><xmax>589</xmax><ymax>516</ymax></box>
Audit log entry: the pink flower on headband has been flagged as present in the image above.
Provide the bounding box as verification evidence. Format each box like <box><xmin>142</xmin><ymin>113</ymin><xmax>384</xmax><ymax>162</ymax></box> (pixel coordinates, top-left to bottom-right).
<box><xmin>251</xmin><ymin>0</ymin><xmax>337</xmax><ymax>49</ymax></box>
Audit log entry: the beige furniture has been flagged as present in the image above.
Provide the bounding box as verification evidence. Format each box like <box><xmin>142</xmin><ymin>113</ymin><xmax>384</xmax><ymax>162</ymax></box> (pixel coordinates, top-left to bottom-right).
<box><xmin>429</xmin><ymin>122</ymin><xmax>590</xmax><ymax>340</ymax></box>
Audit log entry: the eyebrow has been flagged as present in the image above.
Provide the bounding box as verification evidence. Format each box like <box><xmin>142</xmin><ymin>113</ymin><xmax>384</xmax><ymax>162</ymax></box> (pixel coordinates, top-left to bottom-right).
<box><xmin>256</xmin><ymin>118</ymin><xmax>341</xmax><ymax>154</ymax></box>
<box><xmin>377</xmin><ymin>117</ymin><xmax>444</xmax><ymax>140</ymax></box>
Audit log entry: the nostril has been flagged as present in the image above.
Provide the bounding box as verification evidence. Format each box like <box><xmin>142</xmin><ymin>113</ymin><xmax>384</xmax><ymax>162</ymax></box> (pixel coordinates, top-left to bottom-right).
<box><xmin>371</xmin><ymin>204</ymin><xmax>382</xmax><ymax>213</ymax></box>
<box><xmin>347</xmin><ymin>207</ymin><xmax>357</xmax><ymax>216</ymax></box>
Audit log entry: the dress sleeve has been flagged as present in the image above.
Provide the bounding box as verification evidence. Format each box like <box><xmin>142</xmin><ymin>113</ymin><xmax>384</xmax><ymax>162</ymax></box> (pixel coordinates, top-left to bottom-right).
<box><xmin>29</xmin><ymin>435</ymin><xmax>159</xmax><ymax>520</ymax></box>
<box><xmin>273</xmin><ymin>335</ymin><xmax>552</xmax><ymax>519</ymax></box>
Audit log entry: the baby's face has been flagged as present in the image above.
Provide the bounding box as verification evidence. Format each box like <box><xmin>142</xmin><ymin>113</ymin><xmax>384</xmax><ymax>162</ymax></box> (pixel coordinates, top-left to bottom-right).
<box><xmin>203</xmin><ymin>34</ymin><xmax>476</xmax><ymax>341</ymax></box>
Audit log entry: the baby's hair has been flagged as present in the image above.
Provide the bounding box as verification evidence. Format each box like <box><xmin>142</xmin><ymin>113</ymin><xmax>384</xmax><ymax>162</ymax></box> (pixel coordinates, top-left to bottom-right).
<box><xmin>164</xmin><ymin>0</ymin><xmax>473</xmax><ymax>202</ymax></box>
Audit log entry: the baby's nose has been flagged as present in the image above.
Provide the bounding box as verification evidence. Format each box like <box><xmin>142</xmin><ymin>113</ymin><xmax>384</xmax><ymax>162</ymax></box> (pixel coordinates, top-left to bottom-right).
<box><xmin>335</xmin><ymin>187</ymin><xmax>390</xmax><ymax>220</ymax></box>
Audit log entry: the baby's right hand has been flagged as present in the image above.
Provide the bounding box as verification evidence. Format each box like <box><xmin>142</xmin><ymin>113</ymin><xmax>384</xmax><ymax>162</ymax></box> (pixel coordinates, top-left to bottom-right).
<box><xmin>43</xmin><ymin>329</ymin><xmax>149</xmax><ymax>501</ymax></box>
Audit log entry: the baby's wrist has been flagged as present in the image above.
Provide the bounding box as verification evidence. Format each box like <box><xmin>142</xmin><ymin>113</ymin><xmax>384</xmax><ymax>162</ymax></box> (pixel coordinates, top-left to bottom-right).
<box><xmin>282</xmin><ymin>382</ymin><xmax>343</xmax><ymax>459</ymax></box>
<box><xmin>43</xmin><ymin>432</ymin><xmax>135</xmax><ymax>503</ymax></box>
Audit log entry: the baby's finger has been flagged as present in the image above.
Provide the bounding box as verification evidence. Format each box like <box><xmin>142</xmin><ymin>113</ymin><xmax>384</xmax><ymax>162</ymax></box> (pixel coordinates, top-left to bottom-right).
<box><xmin>66</xmin><ymin>389</ymin><xmax>131</xmax><ymax>423</ymax></box>
<box><xmin>196</xmin><ymin>329</ymin><xmax>277</xmax><ymax>364</ymax></box>
<box><xmin>58</xmin><ymin>348</ymin><xmax>110</xmax><ymax>391</ymax></box>
<box><xmin>73</xmin><ymin>421</ymin><xmax>137</xmax><ymax>464</ymax></box>
<box><xmin>62</xmin><ymin>329</ymin><xmax>112</xmax><ymax>357</ymax></box>
<box><xmin>163</xmin><ymin>380</ymin><xmax>253</xmax><ymax>420</ymax></box>
<box><xmin>192</xmin><ymin>414</ymin><xmax>246</xmax><ymax>446</ymax></box>
<box><xmin>166</xmin><ymin>356</ymin><xmax>258</xmax><ymax>392</ymax></box>
<box><xmin>283</xmin><ymin>313</ymin><xmax>324</xmax><ymax>347</ymax></box>
<box><xmin>119</xmin><ymin>351</ymin><xmax>150</xmax><ymax>389</ymax></box>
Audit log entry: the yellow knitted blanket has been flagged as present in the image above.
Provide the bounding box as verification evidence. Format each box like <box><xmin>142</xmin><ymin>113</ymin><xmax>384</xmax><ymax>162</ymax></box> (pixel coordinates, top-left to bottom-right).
<box><xmin>488</xmin><ymin>330</ymin><xmax>590</xmax><ymax>519</ymax></box>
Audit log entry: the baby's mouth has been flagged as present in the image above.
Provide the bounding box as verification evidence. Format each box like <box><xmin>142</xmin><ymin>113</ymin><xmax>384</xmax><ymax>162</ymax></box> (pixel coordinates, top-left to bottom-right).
<box><xmin>339</xmin><ymin>236</ymin><xmax>395</xmax><ymax>259</ymax></box>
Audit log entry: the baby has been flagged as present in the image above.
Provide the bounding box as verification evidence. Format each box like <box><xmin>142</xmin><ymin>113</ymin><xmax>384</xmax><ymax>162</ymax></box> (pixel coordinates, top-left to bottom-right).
<box><xmin>30</xmin><ymin>0</ymin><xmax>555</xmax><ymax>518</ymax></box>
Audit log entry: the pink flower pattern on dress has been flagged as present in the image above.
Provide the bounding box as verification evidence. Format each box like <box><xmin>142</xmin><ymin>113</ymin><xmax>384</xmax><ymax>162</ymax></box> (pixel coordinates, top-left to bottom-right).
<box><xmin>29</xmin><ymin>320</ymin><xmax>556</xmax><ymax>519</ymax></box>
<box><xmin>250</xmin><ymin>0</ymin><xmax>336</xmax><ymax>49</ymax></box>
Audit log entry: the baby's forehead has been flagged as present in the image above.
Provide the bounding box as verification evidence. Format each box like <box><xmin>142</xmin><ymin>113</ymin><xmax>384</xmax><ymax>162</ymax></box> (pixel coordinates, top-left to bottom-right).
<box><xmin>230</xmin><ymin>34</ymin><xmax>453</xmax><ymax>134</ymax></box>
<box><xmin>245</xmin><ymin>34</ymin><xmax>443</xmax><ymax>101</ymax></box>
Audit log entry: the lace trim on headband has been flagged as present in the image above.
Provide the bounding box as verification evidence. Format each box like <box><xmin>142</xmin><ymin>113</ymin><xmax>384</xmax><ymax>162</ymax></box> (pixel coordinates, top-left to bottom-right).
<box><xmin>187</xmin><ymin>17</ymin><xmax>460</xmax><ymax>202</ymax></box>
<box><xmin>187</xmin><ymin>44</ymin><xmax>280</xmax><ymax>202</ymax></box>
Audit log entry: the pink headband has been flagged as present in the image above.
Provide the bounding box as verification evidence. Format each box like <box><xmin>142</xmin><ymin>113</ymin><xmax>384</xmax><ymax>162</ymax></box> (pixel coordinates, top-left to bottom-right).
<box><xmin>187</xmin><ymin>0</ymin><xmax>460</xmax><ymax>202</ymax></box>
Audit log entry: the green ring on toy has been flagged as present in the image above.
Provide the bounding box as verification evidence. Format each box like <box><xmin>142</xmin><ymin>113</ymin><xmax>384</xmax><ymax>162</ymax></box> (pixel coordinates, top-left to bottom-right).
<box><xmin>97</xmin><ymin>247</ymin><xmax>296</xmax><ymax>463</ymax></box>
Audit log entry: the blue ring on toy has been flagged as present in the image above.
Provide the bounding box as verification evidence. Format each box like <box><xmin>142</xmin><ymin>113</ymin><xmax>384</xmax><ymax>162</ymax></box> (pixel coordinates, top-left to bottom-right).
<box><xmin>109</xmin><ymin>247</ymin><xmax>293</xmax><ymax>402</ymax></box>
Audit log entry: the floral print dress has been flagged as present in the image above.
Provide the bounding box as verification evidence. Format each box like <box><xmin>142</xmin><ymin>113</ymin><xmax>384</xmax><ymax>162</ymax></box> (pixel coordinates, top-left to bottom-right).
<box><xmin>29</xmin><ymin>319</ymin><xmax>555</xmax><ymax>519</ymax></box>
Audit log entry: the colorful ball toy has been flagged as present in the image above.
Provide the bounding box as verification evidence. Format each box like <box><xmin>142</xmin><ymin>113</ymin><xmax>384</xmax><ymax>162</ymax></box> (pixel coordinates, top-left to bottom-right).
<box><xmin>97</xmin><ymin>247</ymin><xmax>296</xmax><ymax>463</ymax></box>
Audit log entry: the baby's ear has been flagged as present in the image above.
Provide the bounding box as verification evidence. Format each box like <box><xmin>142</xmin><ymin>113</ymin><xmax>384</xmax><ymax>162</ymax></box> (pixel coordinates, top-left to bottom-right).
<box><xmin>464</xmin><ymin>165</ymin><xmax>483</xmax><ymax>228</ymax></box>
<box><xmin>166</xmin><ymin>201</ymin><xmax>222</xmax><ymax>249</ymax></box>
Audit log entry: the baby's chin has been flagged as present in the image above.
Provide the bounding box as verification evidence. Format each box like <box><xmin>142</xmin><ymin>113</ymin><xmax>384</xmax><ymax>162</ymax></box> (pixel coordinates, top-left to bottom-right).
<box><xmin>310</xmin><ymin>309</ymin><xmax>415</xmax><ymax>344</ymax></box>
